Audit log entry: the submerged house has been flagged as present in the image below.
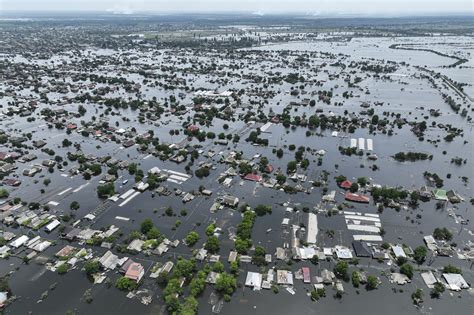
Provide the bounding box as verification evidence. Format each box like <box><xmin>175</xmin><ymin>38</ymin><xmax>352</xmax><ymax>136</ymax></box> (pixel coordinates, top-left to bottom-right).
<box><xmin>125</xmin><ymin>262</ymin><xmax>145</xmax><ymax>283</ymax></box>
<box><xmin>305</xmin><ymin>213</ymin><xmax>318</xmax><ymax>244</ymax></box>
<box><xmin>222</xmin><ymin>195</ymin><xmax>239</xmax><ymax>207</ymax></box>
<box><xmin>339</xmin><ymin>180</ymin><xmax>352</xmax><ymax>190</ymax></box>
<box><xmin>345</xmin><ymin>192</ymin><xmax>370</xmax><ymax>203</ymax></box>
<box><xmin>245</xmin><ymin>272</ymin><xmax>263</xmax><ymax>290</ymax></box>
<box><xmin>433</xmin><ymin>189</ymin><xmax>448</xmax><ymax>201</ymax></box>
<box><xmin>243</xmin><ymin>173</ymin><xmax>262</xmax><ymax>182</ymax></box>
<box><xmin>446</xmin><ymin>190</ymin><xmax>462</xmax><ymax>203</ymax></box>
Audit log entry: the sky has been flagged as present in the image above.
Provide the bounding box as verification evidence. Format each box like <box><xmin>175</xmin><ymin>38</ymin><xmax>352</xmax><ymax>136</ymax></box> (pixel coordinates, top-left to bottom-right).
<box><xmin>0</xmin><ymin>0</ymin><xmax>472</xmax><ymax>16</ymax></box>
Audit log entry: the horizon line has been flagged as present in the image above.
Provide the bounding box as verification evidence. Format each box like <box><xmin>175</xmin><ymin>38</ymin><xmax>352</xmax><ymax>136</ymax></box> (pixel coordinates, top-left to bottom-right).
<box><xmin>0</xmin><ymin>10</ymin><xmax>473</xmax><ymax>18</ymax></box>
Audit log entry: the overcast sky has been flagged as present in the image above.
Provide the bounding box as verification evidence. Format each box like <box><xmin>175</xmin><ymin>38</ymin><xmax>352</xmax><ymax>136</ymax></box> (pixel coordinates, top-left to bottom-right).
<box><xmin>1</xmin><ymin>0</ymin><xmax>472</xmax><ymax>15</ymax></box>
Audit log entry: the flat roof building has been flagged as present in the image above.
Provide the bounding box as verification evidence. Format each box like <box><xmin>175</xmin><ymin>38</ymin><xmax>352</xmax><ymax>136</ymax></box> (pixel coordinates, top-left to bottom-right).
<box><xmin>305</xmin><ymin>213</ymin><xmax>318</xmax><ymax>244</ymax></box>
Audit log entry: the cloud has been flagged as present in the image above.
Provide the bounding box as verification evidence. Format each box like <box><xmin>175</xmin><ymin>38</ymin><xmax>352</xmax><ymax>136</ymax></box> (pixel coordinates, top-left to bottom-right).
<box><xmin>1</xmin><ymin>0</ymin><xmax>472</xmax><ymax>15</ymax></box>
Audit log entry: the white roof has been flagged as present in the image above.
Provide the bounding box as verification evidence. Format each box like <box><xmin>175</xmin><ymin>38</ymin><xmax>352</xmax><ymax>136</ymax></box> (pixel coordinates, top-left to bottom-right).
<box><xmin>306</xmin><ymin>213</ymin><xmax>318</xmax><ymax>244</ymax></box>
<box><xmin>392</xmin><ymin>245</ymin><xmax>406</xmax><ymax>258</ymax></box>
<box><xmin>26</xmin><ymin>236</ymin><xmax>41</xmax><ymax>247</ymax></box>
<box><xmin>245</xmin><ymin>272</ymin><xmax>263</xmax><ymax>289</ymax></box>
<box><xmin>353</xmin><ymin>235</ymin><xmax>383</xmax><ymax>242</ymax></box>
<box><xmin>323</xmin><ymin>247</ymin><xmax>333</xmax><ymax>256</ymax></box>
<box><xmin>10</xmin><ymin>235</ymin><xmax>29</xmax><ymax>248</ymax></box>
<box><xmin>33</xmin><ymin>241</ymin><xmax>52</xmax><ymax>252</ymax></box>
<box><xmin>46</xmin><ymin>219</ymin><xmax>61</xmax><ymax>231</ymax></box>
<box><xmin>421</xmin><ymin>271</ymin><xmax>437</xmax><ymax>288</ymax></box>
<box><xmin>99</xmin><ymin>250</ymin><xmax>119</xmax><ymax>269</ymax></box>
<box><xmin>298</xmin><ymin>247</ymin><xmax>317</xmax><ymax>260</ymax></box>
<box><xmin>443</xmin><ymin>273</ymin><xmax>469</xmax><ymax>291</ymax></box>
<box><xmin>149</xmin><ymin>167</ymin><xmax>161</xmax><ymax>174</ymax></box>
<box><xmin>335</xmin><ymin>246</ymin><xmax>353</xmax><ymax>259</ymax></box>
<box><xmin>84</xmin><ymin>214</ymin><xmax>96</xmax><ymax>221</ymax></box>
<box><xmin>0</xmin><ymin>246</ymin><xmax>10</xmax><ymax>255</ymax></box>
<box><xmin>276</xmin><ymin>270</ymin><xmax>294</xmax><ymax>285</ymax></box>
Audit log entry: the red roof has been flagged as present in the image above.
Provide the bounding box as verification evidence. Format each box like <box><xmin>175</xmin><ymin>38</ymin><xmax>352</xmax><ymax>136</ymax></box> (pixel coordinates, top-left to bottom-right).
<box><xmin>244</xmin><ymin>173</ymin><xmax>262</xmax><ymax>182</ymax></box>
<box><xmin>345</xmin><ymin>192</ymin><xmax>370</xmax><ymax>203</ymax></box>
<box><xmin>0</xmin><ymin>152</ymin><xmax>9</xmax><ymax>161</ymax></box>
<box><xmin>66</xmin><ymin>123</ymin><xmax>77</xmax><ymax>130</ymax></box>
<box><xmin>302</xmin><ymin>267</ymin><xmax>311</xmax><ymax>283</ymax></box>
<box><xmin>2</xmin><ymin>178</ymin><xmax>21</xmax><ymax>186</ymax></box>
<box><xmin>339</xmin><ymin>180</ymin><xmax>352</xmax><ymax>189</ymax></box>
<box><xmin>187</xmin><ymin>125</ymin><xmax>199</xmax><ymax>132</ymax></box>
<box><xmin>125</xmin><ymin>262</ymin><xmax>144</xmax><ymax>282</ymax></box>
<box><xmin>271</xmin><ymin>116</ymin><xmax>280</xmax><ymax>123</ymax></box>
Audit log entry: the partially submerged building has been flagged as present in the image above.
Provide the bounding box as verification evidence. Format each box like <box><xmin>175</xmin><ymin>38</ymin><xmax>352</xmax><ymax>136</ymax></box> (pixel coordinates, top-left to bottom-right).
<box><xmin>305</xmin><ymin>213</ymin><xmax>318</xmax><ymax>245</ymax></box>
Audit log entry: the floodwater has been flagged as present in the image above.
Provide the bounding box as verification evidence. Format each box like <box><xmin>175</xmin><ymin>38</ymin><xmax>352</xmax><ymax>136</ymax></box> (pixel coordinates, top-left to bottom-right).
<box><xmin>0</xmin><ymin>35</ymin><xmax>473</xmax><ymax>315</ymax></box>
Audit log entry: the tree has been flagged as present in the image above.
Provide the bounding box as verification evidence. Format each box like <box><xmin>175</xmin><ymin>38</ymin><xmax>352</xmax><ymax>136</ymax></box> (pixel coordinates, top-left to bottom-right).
<box><xmin>128</xmin><ymin>231</ymin><xmax>141</xmax><ymax>241</ymax></box>
<box><xmin>443</xmin><ymin>264</ymin><xmax>462</xmax><ymax>274</ymax></box>
<box><xmin>140</xmin><ymin>219</ymin><xmax>154</xmax><ymax>234</ymax></box>
<box><xmin>413</xmin><ymin>246</ymin><xmax>427</xmax><ymax>265</ymax></box>
<box><xmin>165</xmin><ymin>207</ymin><xmax>174</xmax><ymax>216</ymax></box>
<box><xmin>190</xmin><ymin>275</ymin><xmax>206</xmax><ymax>297</ymax></box>
<box><xmin>146</xmin><ymin>227</ymin><xmax>161</xmax><ymax>240</ymax></box>
<box><xmin>411</xmin><ymin>288</ymin><xmax>423</xmax><ymax>306</ymax></box>
<box><xmin>252</xmin><ymin>245</ymin><xmax>266</xmax><ymax>266</ymax></box>
<box><xmin>254</xmin><ymin>204</ymin><xmax>272</xmax><ymax>216</ymax></box>
<box><xmin>174</xmin><ymin>258</ymin><xmax>196</xmax><ymax>278</ymax></box>
<box><xmin>0</xmin><ymin>188</ymin><xmax>9</xmax><ymax>199</ymax></box>
<box><xmin>433</xmin><ymin>227</ymin><xmax>452</xmax><ymax>241</ymax></box>
<box><xmin>215</xmin><ymin>272</ymin><xmax>236</xmax><ymax>295</ymax></box>
<box><xmin>366</xmin><ymin>275</ymin><xmax>378</xmax><ymax>290</ymax></box>
<box><xmin>62</xmin><ymin>138</ymin><xmax>72</xmax><ymax>147</ymax></box>
<box><xmin>213</xmin><ymin>261</ymin><xmax>225</xmax><ymax>273</ymax></box>
<box><xmin>78</xmin><ymin>104</ymin><xmax>87</xmax><ymax>116</ymax></box>
<box><xmin>164</xmin><ymin>294</ymin><xmax>180</xmax><ymax>313</ymax></box>
<box><xmin>349</xmin><ymin>182</ymin><xmax>359</xmax><ymax>193</ymax></box>
<box><xmin>116</xmin><ymin>276</ymin><xmax>138</xmax><ymax>291</ymax></box>
<box><xmin>276</xmin><ymin>174</ymin><xmax>286</xmax><ymax>184</ymax></box>
<box><xmin>96</xmin><ymin>183</ymin><xmax>115</xmax><ymax>198</ymax></box>
<box><xmin>400</xmin><ymin>263</ymin><xmax>414</xmax><ymax>279</ymax></box>
<box><xmin>238</xmin><ymin>162</ymin><xmax>252</xmax><ymax>175</ymax></box>
<box><xmin>195</xmin><ymin>167</ymin><xmax>210</xmax><ymax>178</ymax></box>
<box><xmin>334</xmin><ymin>175</ymin><xmax>347</xmax><ymax>184</ymax></box>
<box><xmin>164</xmin><ymin>278</ymin><xmax>183</xmax><ymax>297</ymax></box>
<box><xmin>57</xmin><ymin>263</ymin><xmax>70</xmax><ymax>275</ymax></box>
<box><xmin>287</xmin><ymin>161</ymin><xmax>297</xmax><ymax>173</ymax></box>
<box><xmin>334</xmin><ymin>261</ymin><xmax>349</xmax><ymax>280</ymax></box>
<box><xmin>371</xmin><ymin>115</ymin><xmax>379</xmax><ymax>125</ymax></box>
<box><xmin>310</xmin><ymin>288</ymin><xmax>326</xmax><ymax>301</ymax></box>
<box><xmin>84</xmin><ymin>260</ymin><xmax>100</xmax><ymax>275</ymax></box>
<box><xmin>352</xmin><ymin>271</ymin><xmax>360</xmax><ymax>288</ymax></box>
<box><xmin>70</xmin><ymin>201</ymin><xmax>80</xmax><ymax>210</ymax></box>
<box><xmin>235</xmin><ymin>238</ymin><xmax>250</xmax><ymax>254</ymax></box>
<box><xmin>185</xmin><ymin>231</ymin><xmax>200</xmax><ymax>246</ymax></box>
<box><xmin>430</xmin><ymin>282</ymin><xmax>445</xmax><ymax>299</ymax></box>
<box><xmin>205</xmin><ymin>223</ymin><xmax>215</xmax><ymax>236</ymax></box>
<box><xmin>205</xmin><ymin>236</ymin><xmax>220</xmax><ymax>254</ymax></box>
<box><xmin>410</xmin><ymin>191</ymin><xmax>420</xmax><ymax>206</ymax></box>
<box><xmin>230</xmin><ymin>261</ymin><xmax>239</xmax><ymax>275</ymax></box>
<box><xmin>357</xmin><ymin>177</ymin><xmax>368</xmax><ymax>187</ymax></box>
<box><xmin>276</xmin><ymin>148</ymin><xmax>284</xmax><ymax>158</ymax></box>
<box><xmin>180</xmin><ymin>296</ymin><xmax>198</xmax><ymax>314</ymax></box>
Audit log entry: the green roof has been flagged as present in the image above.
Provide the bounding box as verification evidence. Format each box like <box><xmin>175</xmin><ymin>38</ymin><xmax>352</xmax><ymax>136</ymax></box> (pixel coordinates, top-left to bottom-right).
<box><xmin>433</xmin><ymin>189</ymin><xmax>448</xmax><ymax>201</ymax></box>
